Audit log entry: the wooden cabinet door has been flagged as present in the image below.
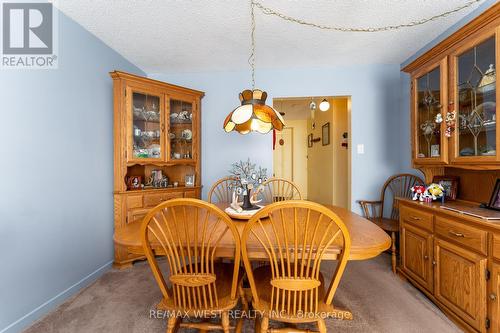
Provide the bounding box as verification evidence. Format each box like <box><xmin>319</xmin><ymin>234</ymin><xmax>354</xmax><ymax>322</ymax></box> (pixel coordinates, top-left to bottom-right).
<box><xmin>125</xmin><ymin>85</ymin><xmax>165</xmax><ymax>163</ymax></box>
<box><xmin>449</xmin><ymin>27</ymin><xmax>498</xmax><ymax>164</ymax></box>
<box><xmin>491</xmin><ymin>262</ymin><xmax>500</xmax><ymax>333</ymax></box>
<box><xmin>166</xmin><ymin>91</ymin><xmax>199</xmax><ymax>164</ymax></box>
<box><xmin>434</xmin><ymin>238</ymin><xmax>487</xmax><ymax>331</ymax></box>
<box><xmin>401</xmin><ymin>222</ymin><xmax>434</xmax><ymax>292</ymax></box>
<box><xmin>411</xmin><ymin>57</ymin><xmax>448</xmax><ymax>165</ymax></box>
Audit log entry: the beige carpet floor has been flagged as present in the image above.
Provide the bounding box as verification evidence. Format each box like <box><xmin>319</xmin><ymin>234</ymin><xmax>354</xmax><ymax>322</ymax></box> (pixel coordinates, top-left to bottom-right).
<box><xmin>24</xmin><ymin>254</ymin><xmax>460</xmax><ymax>332</ymax></box>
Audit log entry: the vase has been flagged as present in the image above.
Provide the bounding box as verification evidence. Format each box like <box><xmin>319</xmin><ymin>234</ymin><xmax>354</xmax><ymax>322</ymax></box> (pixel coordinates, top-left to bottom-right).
<box><xmin>241</xmin><ymin>189</ymin><xmax>257</xmax><ymax>211</ymax></box>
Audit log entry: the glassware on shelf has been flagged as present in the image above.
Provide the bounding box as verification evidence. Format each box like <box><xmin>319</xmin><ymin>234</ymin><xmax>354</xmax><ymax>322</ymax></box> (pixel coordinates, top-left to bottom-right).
<box><xmin>169</xmin><ymin>99</ymin><xmax>193</xmax><ymax>161</ymax></box>
<box><xmin>416</xmin><ymin>66</ymin><xmax>441</xmax><ymax>158</ymax></box>
<box><xmin>457</xmin><ymin>36</ymin><xmax>496</xmax><ymax>157</ymax></box>
<box><xmin>132</xmin><ymin>92</ymin><xmax>161</xmax><ymax>159</ymax></box>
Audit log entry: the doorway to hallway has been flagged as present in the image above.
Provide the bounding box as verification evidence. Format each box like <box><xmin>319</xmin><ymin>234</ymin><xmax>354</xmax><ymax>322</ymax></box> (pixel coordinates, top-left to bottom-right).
<box><xmin>273</xmin><ymin>96</ymin><xmax>351</xmax><ymax>209</ymax></box>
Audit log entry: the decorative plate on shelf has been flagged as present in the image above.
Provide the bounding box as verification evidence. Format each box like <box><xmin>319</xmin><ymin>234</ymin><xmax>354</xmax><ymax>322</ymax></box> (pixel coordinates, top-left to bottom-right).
<box><xmin>181</xmin><ymin>129</ymin><xmax>192</xmax><ymax>140</ymax></box>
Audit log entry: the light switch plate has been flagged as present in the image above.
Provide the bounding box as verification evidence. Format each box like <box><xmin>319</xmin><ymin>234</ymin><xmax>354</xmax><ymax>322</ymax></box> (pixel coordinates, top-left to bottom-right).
<box><xmin>357</xmin><ymin>144</ymin><xmax>365</xmax><ymax>154</ymax></box>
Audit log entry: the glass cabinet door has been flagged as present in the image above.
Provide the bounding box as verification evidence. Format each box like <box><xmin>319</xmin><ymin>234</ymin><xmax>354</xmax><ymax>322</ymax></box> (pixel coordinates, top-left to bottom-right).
<box><xmin>414</xmin><ymin>62</ymin><xmax>446</xmax><ymax>162</ymax></box>
<box><xmin>456</xmin><ymin>36</ymin><xmax>496</xmax><ymax>159</ymax></box>
<box><xmin>129</xmin><ymin>90</ymin><xmax>163</xmax><ymax>161</ymax></box>
<box><xmin>168</xmin><ymin>97</ymin><xmax>194</xmax><ymax>162</ymax></box>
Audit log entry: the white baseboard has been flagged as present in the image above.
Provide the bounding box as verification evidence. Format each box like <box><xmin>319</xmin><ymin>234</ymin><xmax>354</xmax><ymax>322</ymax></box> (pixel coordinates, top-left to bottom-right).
<box><xmin>1</xmin><ymin>261</ymin><xmax>113</xmax><ymax>333</ymax></box>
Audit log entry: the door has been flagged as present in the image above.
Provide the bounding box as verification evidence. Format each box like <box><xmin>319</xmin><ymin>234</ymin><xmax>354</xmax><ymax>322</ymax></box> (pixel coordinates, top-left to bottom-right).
<box><xmin>126</xmin><ymin>86</ymin><xmax>165</xmax><ymax>163</ymax></box>
<box><xmin>401</xmin><ymin>222</ymin><xmax>434</xmax><ymax>292</ymax></box>
<box><xmin>434</xmin><ymin>238</ymin><xmax>487</xmax><ymax>331</ymax></box>
<box><xmin>450</xmin><ymin>28</ymin><xmax>498</xmax><ymax>163</ymax></box>
<box><xmin>491</xmin><ymin>263</ymin><xmax>500</xmax><ymax>333</ymax></box>
<box><xmin>273</xmin><ymin>127</ymin><xmax>293</xmax><ymax>180</ymax></box>
<box><xmin>166</xmin><ymin>92</ymin><xmax>197</xmax><ymax>163</ymax></box>
<box><xmin>411</xmin><ymin>58</ymin><xmax>448</xmax><ymax>164</ymax></box>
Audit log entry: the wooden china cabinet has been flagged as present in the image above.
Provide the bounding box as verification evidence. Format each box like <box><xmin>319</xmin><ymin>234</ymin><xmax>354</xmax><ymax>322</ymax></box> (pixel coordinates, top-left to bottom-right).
<box><xmin>401</xmin><ymin>4</ymin><xmax>500</xmax><ymax>332</ymax></box>
<box><xmin>110</xmin><ymin>71</ymin><xmax>204</xmax><ymax>268</ymax></box>
<box><xmin>407</xmin><ymin>5</ymin><xmax>500</xmax><ymax>178</ymax></box>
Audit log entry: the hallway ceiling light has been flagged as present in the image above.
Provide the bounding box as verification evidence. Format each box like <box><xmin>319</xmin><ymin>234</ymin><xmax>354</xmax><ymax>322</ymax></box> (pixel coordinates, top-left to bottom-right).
<box><xmin>319</xmin><ymin>99</ymin><xmax>330</xmax><ymax>112</ymax></box>
<box><xmin>223</xmin><ymin>1</ymin><xmax>284</xmax><ymax>134</ymax></box>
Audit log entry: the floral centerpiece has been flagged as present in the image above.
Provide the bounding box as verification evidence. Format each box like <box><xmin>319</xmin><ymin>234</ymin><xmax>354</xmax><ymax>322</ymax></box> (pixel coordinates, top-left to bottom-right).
<box><xmin>229</xmin><ymin>159</ymin><xmax>268</xmax><ymax>211</ymax></box>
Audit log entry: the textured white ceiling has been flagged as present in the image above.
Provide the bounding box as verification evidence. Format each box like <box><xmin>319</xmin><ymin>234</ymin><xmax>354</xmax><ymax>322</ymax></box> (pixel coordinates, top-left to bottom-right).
<box><xmin>56</xmin><ymin>0</ymin><xmax>485</xmax><ymax>74</ymax></box>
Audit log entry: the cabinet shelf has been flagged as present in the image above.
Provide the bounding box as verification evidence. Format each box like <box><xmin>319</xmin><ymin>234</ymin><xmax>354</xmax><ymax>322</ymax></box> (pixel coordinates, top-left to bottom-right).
<box><xmin>133</xmin><ymin>117</ymin><xmax>160</xmax><ymax>124</ymax></box>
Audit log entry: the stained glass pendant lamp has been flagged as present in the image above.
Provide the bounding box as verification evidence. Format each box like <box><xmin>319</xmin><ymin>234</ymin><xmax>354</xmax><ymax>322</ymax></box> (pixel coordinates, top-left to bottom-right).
<box><xmin>223</xmin><ymin>1</ymin><xmax>285</xmax><ymax>134</ymax></box>
<box><xmin>224</xmin><ymin>89</ymin><xmax>284</xmax><ymax>134</ymax></box>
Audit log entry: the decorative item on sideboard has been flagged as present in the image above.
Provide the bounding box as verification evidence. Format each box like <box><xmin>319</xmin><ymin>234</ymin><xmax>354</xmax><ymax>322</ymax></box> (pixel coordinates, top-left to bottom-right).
<box><xmin>432</xmin><ymin>176</ymin><xmax>459</xmax><ymax>200</ymax></box>
<box><xmin>411</xmin><ymin>183</ymin><xmax>445</xmax><ymax>203</ymax></box>
<box><xmin>185</xmin><ymin>174</ymin><xmax>195</xmax><ymax>187</ymax></box>
<box><xmin>126</xmin><ymin>175</ymin><xmax>142</xmax><ymax>190</ymax></box>
<box><xmin>483</xmin><ymin>178</ymin><xmax>500</xmax><ymax>211</ymax></box>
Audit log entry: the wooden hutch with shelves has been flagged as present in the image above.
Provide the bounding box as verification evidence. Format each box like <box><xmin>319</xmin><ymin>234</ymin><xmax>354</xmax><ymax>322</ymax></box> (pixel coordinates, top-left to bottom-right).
<box><xmin>110</xmin><ymin>71</ymin><xmax>204</xmax><ymax>268</ymax></box>
<box><xmin>400</xmin><ymin>3</ymin><xmax>500</xmax><ymax>332</ymax></box>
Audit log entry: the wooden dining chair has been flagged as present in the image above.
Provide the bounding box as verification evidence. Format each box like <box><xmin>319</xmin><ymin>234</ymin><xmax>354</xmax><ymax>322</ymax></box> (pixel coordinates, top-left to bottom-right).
<box><xmin>256</xmin><ymin>177</ymin><xmax>302</xmax><ymax>204</ymax></box>
<box><xmin>141</xmin><ymin>198</ymin><xmax>246</xmax><ymax>332</ymax></box>
<box><xmin>358</xmin><ymin>173</ymin><xmax>424</xmax><ymax>273</ymax></box>
<box><xmin>242</xmin><ymin>200</ymin><xmax>352</xmax><ymax>333</ymax></box>
<box><xmin>208</xmin><ymin>177</ymin><xmax>237</xmax><ymax>204</ymax></box>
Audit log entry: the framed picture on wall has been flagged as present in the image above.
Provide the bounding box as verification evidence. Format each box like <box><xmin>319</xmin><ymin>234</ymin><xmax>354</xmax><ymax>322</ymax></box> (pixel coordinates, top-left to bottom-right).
<box><xmin>322</xmin><ymin>122</ymin><xmax>330</xmax><ymax>146</ymax></box>
<box><xmin>432</xmin><ymin>176</ymin><xmax>459</xmax><ymax>200</ymax></box>
<box><xmin>307</xmin><ymin>133</ymin><xmax>313</xmax><ymax>148</ymax></box>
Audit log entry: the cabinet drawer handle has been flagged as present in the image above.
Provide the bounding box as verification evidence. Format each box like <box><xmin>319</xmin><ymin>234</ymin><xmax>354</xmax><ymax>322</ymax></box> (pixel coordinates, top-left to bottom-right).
<box><xmin>448</xmin><ymin>230</ymin><xmax>465</xmax><ymax>237</ymax></box>
<box><xmin>432</xmin><ymin>260</ymin><xmax>436</xmax><ymax>265</ymax></box>
<box><xmin>490</xmin><ymin>293</ymin><xmax>497</xmax><ymax>301</ymax></box>
<box><xmin>410</xmin><ymin>216</ymin><xmax>421</xmax><ymax>221</ymax></box>
<box><xmin>424</xmin><ymin>255</ymin><xmax>429</xmax><ymax>260</ymax></box>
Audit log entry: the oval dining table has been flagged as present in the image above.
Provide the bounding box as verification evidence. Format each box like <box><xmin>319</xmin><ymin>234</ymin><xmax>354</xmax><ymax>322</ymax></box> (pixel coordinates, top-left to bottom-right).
<box><xmin>114</xmin><ymin>202</ymin><xmax>391</xmax><ymax>261</ymax></box>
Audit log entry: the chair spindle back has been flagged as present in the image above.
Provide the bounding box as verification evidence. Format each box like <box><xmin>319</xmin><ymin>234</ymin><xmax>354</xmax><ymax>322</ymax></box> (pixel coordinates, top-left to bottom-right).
<box><xmin>381</xmin><ymin>174</ymin><xmax>424</xmax><ymax>220</ymax></box>
<box><xmin>257</xmin><ymin>178</ymin><xmax>302</xmax><ymax>204</ymax></box>
<box><xmin>242</xmin><ymin>200</ymin><xmax>351</xmax><ymax>318</ymax></box>
<box><xmin>141</xmin><ymin>198</ymin><xmax>241</xmax><ymax>310</ymax></box>
<box><xmin>208</xmin><ymin>177</ymin><xmax>237</xmax><ymax>204</ymax></box>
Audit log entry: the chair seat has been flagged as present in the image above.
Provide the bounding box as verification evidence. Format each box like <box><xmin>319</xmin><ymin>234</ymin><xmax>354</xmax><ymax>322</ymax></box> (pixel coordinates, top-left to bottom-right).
<box><xmin>250</xmin><ymin>265</ymin><xmax>352</xmax><ymax>323</ymax></box>
<box><xmin>369</xmin><ymin>217</ymin><xmax>399</xmax><ymax>232</ymax></box>
<box><xmin>157</xmin><ymin>263</ymin><xmax>242</xmax><ymax>314</ymax></box>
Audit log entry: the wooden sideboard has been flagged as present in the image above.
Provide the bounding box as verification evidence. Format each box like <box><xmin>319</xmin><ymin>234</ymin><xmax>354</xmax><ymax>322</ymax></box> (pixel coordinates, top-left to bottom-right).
<box><xmin>398</xmin><ymin>198</ymin><xmax>500</xmax><ymax>332</ymax></box>
<box><xmin>110</xmin><ymin>71</ymin><xmax>204</xmax><ymax>268</ymax></box>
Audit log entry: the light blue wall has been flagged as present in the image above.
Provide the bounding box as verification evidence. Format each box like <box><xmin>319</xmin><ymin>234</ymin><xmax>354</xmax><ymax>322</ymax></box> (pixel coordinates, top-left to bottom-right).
<box><xmin>0</xmin><ymin>10</ymin><xmax>144</xmax><ymax>333</ymax></box>
<box><xmin>399</xmin><ymin>0</ymin><xmax>498</xmax><ymax>176</ymax></box>
<box><xmin>151</xmin><ymin>63</ymin><xmax>402</xmax><ymax>211</ymax></box>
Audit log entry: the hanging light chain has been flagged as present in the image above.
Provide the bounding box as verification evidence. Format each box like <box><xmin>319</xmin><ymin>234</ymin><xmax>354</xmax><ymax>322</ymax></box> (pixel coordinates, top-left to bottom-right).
<box><xmin>249</xmin><ymin>0</ymin><xmax>257</xmax><ymax>89</ymax></box>
<box><xmin>252</xmin><ymin>0</ymin><xmax>483</xmax><ymax>33</ymax></box>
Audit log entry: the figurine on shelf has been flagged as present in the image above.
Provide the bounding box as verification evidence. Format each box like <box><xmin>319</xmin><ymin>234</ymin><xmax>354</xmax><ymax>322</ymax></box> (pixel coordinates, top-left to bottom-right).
<box><xmin>426</xmin><ymin>183</ymin><xmax>445</xmax><ymax>201</ymax></box>
<box><xmin>411</xmin><ymin>185</ymin><xmax>426</xmax><ymax>201</ymax></box>
<box><xmin>444</xmin><ymin>111</ymin><xmax>456</xmax><ymax>138</ymax></box>
<box><xmin>421</xmin><ymin>190</ymin><xmax>433</xmax><ymax>203</ymax></box>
